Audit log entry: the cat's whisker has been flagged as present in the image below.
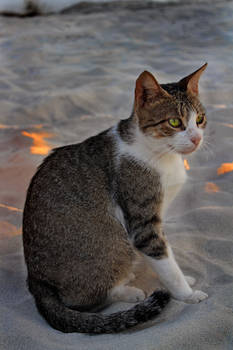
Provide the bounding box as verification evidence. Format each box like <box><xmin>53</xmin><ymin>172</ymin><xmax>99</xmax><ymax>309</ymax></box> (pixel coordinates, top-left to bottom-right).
<box><xmin>200</xmin><ymin>137</ymin><xmax>213</xmax><ymax>151</ymax></box>
<box><xmin>199</xmin><ymin>140</ymin><xmax>214</xmax><ymax>160</ymax></box>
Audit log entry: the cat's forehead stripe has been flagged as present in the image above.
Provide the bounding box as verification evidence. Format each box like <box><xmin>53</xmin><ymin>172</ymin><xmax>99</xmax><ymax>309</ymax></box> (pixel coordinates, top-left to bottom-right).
<box><xmin>188</xmin><ymin>110</ymin><xmax>198</xmax><ymax>127</ymax></box>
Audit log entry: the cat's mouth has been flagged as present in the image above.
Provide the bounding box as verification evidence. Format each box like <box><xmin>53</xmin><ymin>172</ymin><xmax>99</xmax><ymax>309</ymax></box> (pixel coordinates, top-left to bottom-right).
<box><xmin>179</xmin><ymin>146</ymin><xmax>198</xmax><ymax>155</ymax></box>
<box><xmin>168</xmin><ymin>144</ymin><xmax>198</xmax><ymax>155</ymax></box>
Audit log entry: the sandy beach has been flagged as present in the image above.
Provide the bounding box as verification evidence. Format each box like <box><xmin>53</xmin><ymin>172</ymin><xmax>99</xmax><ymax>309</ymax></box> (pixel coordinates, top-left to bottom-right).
<box><xmin>0</xmin><ymin>0</ymin><xmax>233</xmax><ymax>349</ymax></box>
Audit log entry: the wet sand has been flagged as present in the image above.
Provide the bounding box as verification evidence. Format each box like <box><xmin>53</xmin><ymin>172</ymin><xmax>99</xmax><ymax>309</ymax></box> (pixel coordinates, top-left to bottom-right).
<box><xmin>0</xmin><ymin>1</ymin><xmax>233</xmax><ymax>349</ymax></box>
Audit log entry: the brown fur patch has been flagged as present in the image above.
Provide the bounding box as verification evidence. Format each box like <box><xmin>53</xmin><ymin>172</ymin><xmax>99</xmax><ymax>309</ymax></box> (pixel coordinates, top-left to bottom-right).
<box><xmin>128</xmin><ymin>252</ymin><xmax>162</xmax><ymax>297</ymax></box>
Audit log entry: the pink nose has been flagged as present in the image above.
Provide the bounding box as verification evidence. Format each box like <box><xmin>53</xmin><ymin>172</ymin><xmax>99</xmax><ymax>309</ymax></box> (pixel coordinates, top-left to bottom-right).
<box><xmin>191</xmin><ymin>135</ymin><xmax>201</xmax><ymax>146</ymax></box>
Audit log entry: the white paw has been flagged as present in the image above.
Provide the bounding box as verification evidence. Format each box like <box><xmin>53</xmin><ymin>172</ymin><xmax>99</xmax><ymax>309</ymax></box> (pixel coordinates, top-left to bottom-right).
<box><xmin>185</xmin><ymin>275</ymin><xmax>196</xmax><ymax>287</ymax></box>
<box><xmin>124</xmin><ymin>287</ymin><xmax>146</xmax><ymax>303</ymax></box>
<box><xmin>127</xmin><ymin>273</ymin><xmax>136</xmax><ymax>282</ymax></box>
<box><xmin>184</xmin><ymin>290</ymin><xmax>208</xmax><ymax>304</ymax></box>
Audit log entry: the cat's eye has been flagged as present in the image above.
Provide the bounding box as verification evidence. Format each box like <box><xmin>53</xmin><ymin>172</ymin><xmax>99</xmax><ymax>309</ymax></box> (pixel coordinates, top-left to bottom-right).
<box><xmin>196</xmin><ymin>115</ymin><xmax>204</xmax><ymax>125</ymax></box>
<box><xmin>168</xmin><ymin>118</ymin><xmax>182</xmax><ymax>128</ymax></box>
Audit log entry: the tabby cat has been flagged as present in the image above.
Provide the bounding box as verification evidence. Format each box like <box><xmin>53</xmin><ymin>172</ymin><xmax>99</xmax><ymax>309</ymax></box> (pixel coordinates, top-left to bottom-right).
<box><xmin>23</xmin><ymin>63</ymin><xmax>208</xmax><ymax>334</ymax></box>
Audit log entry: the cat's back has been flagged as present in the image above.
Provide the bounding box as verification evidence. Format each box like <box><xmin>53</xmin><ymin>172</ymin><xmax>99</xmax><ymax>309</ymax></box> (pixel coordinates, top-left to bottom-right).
<box><xmin>25</xmin><ymin>128</ymin><xmax>115</xmax><ymax>212</ymax></box>
<box><xmin>23</xmin><ymin>128</ymin><xmax>117</xmax><ymax>259</ymax></box>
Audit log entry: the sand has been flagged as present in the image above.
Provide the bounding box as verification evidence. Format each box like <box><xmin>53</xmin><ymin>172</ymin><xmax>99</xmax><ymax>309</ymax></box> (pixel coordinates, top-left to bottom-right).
<box><xmin>0</xmin><ymin>1</ymin><xmax>233</xmax><ymax>349</ymax></box>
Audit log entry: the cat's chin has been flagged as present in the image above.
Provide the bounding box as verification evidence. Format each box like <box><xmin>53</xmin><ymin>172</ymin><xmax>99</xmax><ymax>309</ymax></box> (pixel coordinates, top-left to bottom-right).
<box><xmin>167</xmin><ymin>145</ymin><xmax>197</xmax><ymax>155</ymax></box>
<box><xmin>177</xmin><ymin>147</ymin><xmax>197</xmax><ymax>155</ymax></box>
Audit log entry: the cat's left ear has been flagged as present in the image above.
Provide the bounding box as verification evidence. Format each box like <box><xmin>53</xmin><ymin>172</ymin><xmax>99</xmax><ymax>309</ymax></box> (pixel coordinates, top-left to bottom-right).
<box><xmin>178</xmin><ymin>63</ymin><xmax>208</xmax><ymax>96</ymax></box>
<box><xmin>134</xmin><ymin>71</ymin><xmax>170</xmax><ymax>110</ymax></box>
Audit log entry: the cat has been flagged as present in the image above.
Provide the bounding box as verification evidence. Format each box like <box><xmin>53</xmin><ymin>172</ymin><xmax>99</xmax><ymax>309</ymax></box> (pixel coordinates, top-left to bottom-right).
<box><xmin>23</xmin><ymin>63</ymin><xmax>208</xmax><ymax>334</ymax></box>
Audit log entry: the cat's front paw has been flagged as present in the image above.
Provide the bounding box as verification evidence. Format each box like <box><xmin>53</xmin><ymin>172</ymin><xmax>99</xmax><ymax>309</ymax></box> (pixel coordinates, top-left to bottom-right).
<box><xmin>185</xmin><ymin>275</ymin><xmax>196</xmax><ymax>287</ymax></box>
<box><xmin>184</xmin><ymin>290</ymin><xmax>208</xmax><ymax>304</ymax></box>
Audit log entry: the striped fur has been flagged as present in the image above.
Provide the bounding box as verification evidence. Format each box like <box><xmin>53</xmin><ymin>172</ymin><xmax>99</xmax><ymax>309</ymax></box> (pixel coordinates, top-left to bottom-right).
<box><xmin>23</xmin><ymin>66</ymin><xmax>208</xmax><ymax>334</ymax></box>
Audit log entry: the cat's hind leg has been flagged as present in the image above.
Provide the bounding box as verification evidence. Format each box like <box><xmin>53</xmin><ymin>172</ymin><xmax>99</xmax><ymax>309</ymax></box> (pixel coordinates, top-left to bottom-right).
<box><xmin>108</xmin><ymin>272</ymin><xmax>146</xmax><ymax>303</ymax></box>
<box><xmin>108</xmin><ymin>284</ymin><xmax>145</xmax><ymax>304</ymax></box>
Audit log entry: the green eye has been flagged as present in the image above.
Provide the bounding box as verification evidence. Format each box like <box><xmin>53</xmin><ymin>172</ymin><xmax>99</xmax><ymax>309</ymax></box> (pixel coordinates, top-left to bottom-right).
<box><xmin>168</xmin><ymin>118</ymin><xmax>182</xmax><ymax>128</ymax></box>
<box><xmin>196</xmin><ymin>115</ymin><xmax>204</xmax><ymax>125</ymax></box>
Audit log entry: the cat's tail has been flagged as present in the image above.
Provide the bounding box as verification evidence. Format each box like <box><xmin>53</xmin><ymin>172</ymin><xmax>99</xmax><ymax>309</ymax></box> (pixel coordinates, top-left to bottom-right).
<box><xmin>31</xmin><ymin>281</ymin><xmax>170</xmax><ymax>334</ymax></box>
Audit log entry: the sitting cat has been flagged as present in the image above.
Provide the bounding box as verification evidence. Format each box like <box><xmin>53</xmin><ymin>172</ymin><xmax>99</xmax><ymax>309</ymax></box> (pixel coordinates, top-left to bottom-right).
<box><xmin>23</xmin><ymin>63</ymin><xmax>208</xmax><ymax>334</ymax></box>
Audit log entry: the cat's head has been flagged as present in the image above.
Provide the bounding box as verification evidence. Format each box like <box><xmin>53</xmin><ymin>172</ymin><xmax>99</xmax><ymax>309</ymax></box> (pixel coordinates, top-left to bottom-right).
<box><xmin>133</xmin><ymin>64</ymin><xmax>207</xmax><ymax>155</ymax></box>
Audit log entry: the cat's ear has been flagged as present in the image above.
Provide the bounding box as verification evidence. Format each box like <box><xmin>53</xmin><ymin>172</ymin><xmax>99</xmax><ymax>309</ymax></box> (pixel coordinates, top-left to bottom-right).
<box><xmin>178</xmin><ymin>63</ymin><xmax>208</xmax><ymax>96</ymax></box>
<box><xmin>134</xmin><ymin>71</ymin><xmax>170</xmax><ymax>109</ymax></box>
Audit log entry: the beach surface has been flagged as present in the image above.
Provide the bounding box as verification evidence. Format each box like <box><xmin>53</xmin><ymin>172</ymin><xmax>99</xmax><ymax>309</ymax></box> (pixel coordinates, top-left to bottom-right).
<box><xmin>0</xmin><ymin>1</ymin><xmax>233</xmax><ymax>349</ymax></box>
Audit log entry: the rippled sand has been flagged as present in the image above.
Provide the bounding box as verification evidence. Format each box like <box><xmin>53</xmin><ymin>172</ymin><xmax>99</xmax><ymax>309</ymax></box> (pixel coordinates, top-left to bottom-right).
<box><xmin>0</xmin><ymin>1</ymin><xmax>233</xmax><ymax>349</ymax></box>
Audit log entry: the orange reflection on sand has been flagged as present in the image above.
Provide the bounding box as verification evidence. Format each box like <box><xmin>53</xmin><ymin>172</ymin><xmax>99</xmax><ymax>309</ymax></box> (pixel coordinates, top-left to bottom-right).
<box><xmin>1</xmin><ymin>221</ymin><xmax>22</xmax><ymax>236</ymax></box>
<box><xmin>0</xmin><ymin>124</ymin><xmax>8</xmax><ymax>129</ymax></box>
<box><xmin>213</xmin><ymin>104</ymin><xmax>227</xmax><ymax>109</ymax></box>
<box><xmin>0</xmin><ymin>203</ymin><xmax>23</xmax><ymax>212</ymax></box>
<box><xmin>217</xmin><ymin>162</ymin><xmax>233</xmax><ymax>175</ymax></box>
<box><xmin>22</xmin><ymin>130</ymin><xmax>54</xmax><ymax>155</ymax></box>
<box><xmin>184</xmin><ymin>159</ymin><xmax>190</xmax><ymax>170</ymax></box>
<box><xmin>205</xmin><ymin>182</ymin><xmax>219</xmax><ymax>193</ymax></box>
<box><xmin>221</xmin><ymin>123</ymin><xmax>233</xmax><ymax>129</ymax></box>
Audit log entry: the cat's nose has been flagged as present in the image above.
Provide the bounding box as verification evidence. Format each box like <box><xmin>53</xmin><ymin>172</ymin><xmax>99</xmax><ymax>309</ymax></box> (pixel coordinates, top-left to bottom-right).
<box><xmin>190</xmin><ymin>135</ymin><xmax>201</xmax><ymax>146</ymax></box>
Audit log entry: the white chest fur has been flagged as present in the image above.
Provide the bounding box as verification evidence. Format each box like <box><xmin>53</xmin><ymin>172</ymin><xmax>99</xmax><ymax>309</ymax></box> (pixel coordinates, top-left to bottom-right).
<box><xmin>156</xmin><ymin>154</ymin><xmax>187</xmax><ymax>214</ymax></box>
<box><xmin>113</xmin><ymin>124</ymin><xmax>187</xmax><ymax>215</ymax></box>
